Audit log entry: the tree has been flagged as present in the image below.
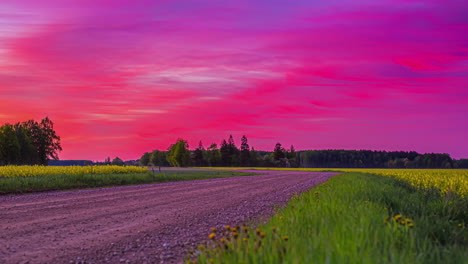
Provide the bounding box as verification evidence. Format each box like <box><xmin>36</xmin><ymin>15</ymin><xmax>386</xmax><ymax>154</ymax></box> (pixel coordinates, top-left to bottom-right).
<box><xmin>239</xmin><ymin>135</ymin><xmax>250</xmax><ymax>166</ymax></box>
<box><xmin>220</xmin><ymin>139</ymin><xmax>230</xmax><ymax>165</ymax></box>
<box><xmin>22</xmin><ymin>117</ymin><xmax>62</xmax><ymax>165</ymax></box>
<box><xmin>227</xmin><ymin>135</ymin><xmax>239</xmax><ymax>166</ymax></box>
<box><xmin>0</xmin><ymin>124</ymin><xmax>21</xmax><ymax>165</ymax></box>
<box><xmin>250</xmin><ymin>147</ymin><xmax>258</xmax><ymax>166</ymax></box>
<box><xmin>288</xmin><ymin>145</ymin><xmax>297</xmax><ymax>167</ymax></box>
<box><xmin>206</xmin><ymin>143</ymin><xmax>221</xmax><ymax>166</ymax></box>
<box><xmin>273</xmin><ymin>142</ymin><xmax>285</xmax><ymax>161</ymax></box>
<box><xmin>105</xmin><ymin>157</ymin><xmax>112</xmax><ymax>165</ymax></box>
<box><xmin>139</xmin><ymin>153</ymin><xmax>150</xmax><ymax>166</ymax></box>
<box><xmin>149</xmin><ymin>150</ymin><xmax>168</xmax><ymax>166</ymax></box>
<box><xmin>166</xmin><ymin>139</ymin><xmax>190</xmax><ymax>167</ymax></box>
<box><xmin>112</xmin><ymin>157</ymin><xmax>125</xmax><ymax>166</ymax></box>
<box><xmin>193</xmin><ymin>141</ymin><xmax>205</xmax><ymax>167</ymax></box>
<box><xmin>14</xmin><ymin>123</ymin><xmax>36</xmax><ymax>165</ymax></box>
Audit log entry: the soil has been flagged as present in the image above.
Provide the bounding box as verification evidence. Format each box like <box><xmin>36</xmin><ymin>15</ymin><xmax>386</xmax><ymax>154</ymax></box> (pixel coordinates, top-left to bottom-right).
<box><xmin>0</xmin><ymin>170</ymin><xmax>337</xmax><ymax>264</ymax></box>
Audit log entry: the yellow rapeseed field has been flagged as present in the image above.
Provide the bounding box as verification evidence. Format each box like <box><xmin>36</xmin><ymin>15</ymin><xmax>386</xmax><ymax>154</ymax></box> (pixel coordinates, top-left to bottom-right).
<box><xmin>208</xmin><ymin>167</ymin><xmax>468</xmax><ymax>197</ymax></box>
<box><xmin>0</xmin><ymin>165</ymin><xmax>147</xmax><ymax>178</ymax></box>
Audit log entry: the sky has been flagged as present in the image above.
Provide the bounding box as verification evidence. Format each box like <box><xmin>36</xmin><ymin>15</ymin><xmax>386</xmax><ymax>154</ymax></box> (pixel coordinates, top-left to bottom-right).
<box><xmin>0</xmin><ymin>0</ymin><xmax>467</xmax><ymax>161</ymax></box>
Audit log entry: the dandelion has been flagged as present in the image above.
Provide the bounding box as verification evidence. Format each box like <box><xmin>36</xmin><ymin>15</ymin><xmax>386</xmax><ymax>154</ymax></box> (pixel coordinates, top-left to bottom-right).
<box><xmin>272</xmin><ymin>226</ymin><xmax>277</xmax><ymax>232</ymax></box>
<box><xmin>400</xmin><ymin>220</ymin><xmax>405</xmax><ymax>225</ymax></box>
<box><xmin>405</xmin><ymin>219</ymin><xmax>412</xmax><ymax>224</ymax></box>
<box><xmin>458</xmin><ymin>223</ymin><xmax>463</xmax><ymax>227</ymax></box>
<box><xmin>255</xmin><ymin>228</ymin><xmax>262</xmax><ymax>235</ymax></box>
<box><xmin>314</xmin><ymin>191</ymin><xmax>320</xmax><ymax>195</ymax></box>
<box><xmin>233</xmin><ymin>232</ymin><xmax>239</xmax><ymax>238</ymax></box>
<box><xmin>393</xmin><ymin>214</ymin><xmax>402</xmax><ymax>221</ymax></box>
<box><xmin>231</xmin><ymin>227</ymin><xmax>237</xmax><ymax>232</ymax></box>
<box><xmin>408</xmin><ymin>223</ymin><xmax>414</xmax><ymax>228</ymax></box>
<box><xmin>279</xmin><ymin>216</ymin><xmax>284</xmax><ymax>221</ymax></box>
<box><xmin>260</xmin><ymin>232</ymin><xmax>266</xmax><ymax>238</ymax></box>
<box><xmin>210</xmin><ymin>227</ymin><xmax>217</xmax><ymax>233</ymax></box>
<box><xmin>242</xmin><ymin>226</ymin><xmax>248</xmax><ymax>232</ymax></box>
<box><xmin>243</xmin><ymin>238</ymin><xmax>248</xmax><ymax>242</ymax></box>
<box><xmin>283</xmin><ymin>236</ymin><xmax>289</xmax><ymax>241</ymax></box>
<box><xmin>209</xmin><ymin>259</ymin><xmax>214</xmax><ymax>263</ymax></box>
<box><xmin>224</xmin><ymin>225</ymin><xmax>231</xmax><ymax>230</ymax></box>
<box><xmin>198</xmin><ymin>245</ymin><xmax>205</xmax><ymax>250</ymax></box>
<box><xmin>220</xmin><ymin>238</ymin><xmax>226</xmax><ymax>243</ymax></box>
<box><xmin>208</xmin><ymin>233</ymin><xmax>216</xmax><ymax>240</ymax></box>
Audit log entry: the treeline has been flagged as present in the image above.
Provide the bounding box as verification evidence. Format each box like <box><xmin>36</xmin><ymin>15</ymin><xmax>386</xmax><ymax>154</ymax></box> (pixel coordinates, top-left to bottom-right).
<box><xmin>140</xmin><ymin>136</ymin><xmax>465</xmax><ymax>169</ymax></box>
<box><xmin>140</xmin><ymin>135</ymin><xmax>297</xmax><ymax>167</ymax></box>
<box><xmin>298</xmin><ymin>150</ymin><xmax>458</xmax><ymax>168</ymax></box>
<box><xmin>0</xmin><ymin>117</ymin><xmax>62</xmax><ymax>165</ymax></box>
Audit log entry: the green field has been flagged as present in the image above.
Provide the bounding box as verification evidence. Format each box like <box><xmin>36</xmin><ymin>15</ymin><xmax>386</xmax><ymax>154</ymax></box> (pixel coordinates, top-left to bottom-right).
<box><xmin>0</xmin><ymin>168</ymin><xmax>257</xmax><ymax>194</ymax></box>
<box><xmin>192</xmin><ymin>171</ymin><xmax>467</xmax><ymax>264</ymax></box>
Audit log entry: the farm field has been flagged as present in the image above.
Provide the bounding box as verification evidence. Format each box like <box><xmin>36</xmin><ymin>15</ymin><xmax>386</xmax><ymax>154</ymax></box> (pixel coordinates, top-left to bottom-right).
<box><xmin>209</xmin><ymin>167</ymin><xmax>468</xmax><ymax>197</ymax></box>
<box><xmin>0</xmin><ymin>166</ymin><xmax>256</xmax><ymax>194</ymax></box>
<box><xmin>193</xmin><ymin>168</ymin><xmax>467</xmax><ymax>264</ymax></box>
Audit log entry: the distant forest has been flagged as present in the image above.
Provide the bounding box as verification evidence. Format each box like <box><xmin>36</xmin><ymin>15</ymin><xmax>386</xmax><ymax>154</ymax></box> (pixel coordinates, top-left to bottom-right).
<box><xmin>140</xmin><ymin>135</ymin><xmax>468</xmax><ymax>169</ymax></box>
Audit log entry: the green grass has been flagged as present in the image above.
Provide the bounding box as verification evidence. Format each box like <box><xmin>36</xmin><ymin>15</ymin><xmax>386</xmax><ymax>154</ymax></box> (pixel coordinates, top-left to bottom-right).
<box><xmin>192</xmin><ymin>173</ymin><xmax>467</xmax><ymax>264</ymax></box>
<box><xmin>0</xmin><ymin>169</ymin><xmax>257</xmax><ymax>195</ymax></box>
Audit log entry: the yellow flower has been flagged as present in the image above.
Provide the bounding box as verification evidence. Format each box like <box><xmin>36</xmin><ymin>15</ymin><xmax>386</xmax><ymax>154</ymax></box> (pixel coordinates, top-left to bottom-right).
<box><xmin>408</xmin><ymin>223</ymin><xmax>414</xmax><ymax>228</ymax></box>
<box><xmin>255</xmin><ymin>228</ymin><xmax>261</xmax><ymax>235</ymax></box>
<box><xmin>243</xmin><ymin>238</ymin><xmax>248</xmax><ymax>242</ymax></box>
<box><xmin>393</xmin><ymin>214</ymin><xmax>402</xmax><ymax>221</ymax></box>
<box><xmin>224</xmin><ymin>225</ymin><xmax>231</xmax><ymax>230</ymax></box>
<box><xmin>458</xmin><ymin>223</ymin><xmax>463</xmax><ymax>227</ymax></box>
<box><xmin>220</xmin><ymin>238</ymin><xmax>226</xmax><ymax>243</ymax></box>
<box><xmin>231</xmin><ymin>227</ymin><xmax>237</xmax><ymax>232</ymax></box>
<box><xmin>233</xmin><ymin>232</ymin><xmax>239</xmax><ymax>238</ymax></box>
<box><xmin>405</xmin><ymin>219</ymin><xmax>412</xmax><ymax>223</ymax></box>
<box><xmin>208</xmin><ymin>233</ymin><xmax>216</xmax><ymax>240</ymax></box>
<box><xmin>283</xmin><ymin>236</ymin><xmax>289</xmax><ymax>241</ymax></box>
<box><xmin>210</xmin><ymin>227</ymin><xmax>217</xmax><ymax>233</ymax></box>
<box><xmin>260</xmin><ymin>232</ymin><xmax>266</xmax><ymax>238</ymax></box>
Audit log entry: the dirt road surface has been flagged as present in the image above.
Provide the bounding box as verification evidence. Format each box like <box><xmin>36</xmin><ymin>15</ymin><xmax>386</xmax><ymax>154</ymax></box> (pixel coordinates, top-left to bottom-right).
<box><xmin>0</xmin><ymin>170</ymin><xmax>337</xmax><ymax>264</ymax></box>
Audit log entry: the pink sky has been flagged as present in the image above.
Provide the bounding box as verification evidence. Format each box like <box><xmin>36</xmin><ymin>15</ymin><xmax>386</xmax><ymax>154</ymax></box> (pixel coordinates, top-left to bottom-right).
<box><xmin>0</xmin><ymin>0</ymin><xmax>467</xmax><ymax>160</ymax></box>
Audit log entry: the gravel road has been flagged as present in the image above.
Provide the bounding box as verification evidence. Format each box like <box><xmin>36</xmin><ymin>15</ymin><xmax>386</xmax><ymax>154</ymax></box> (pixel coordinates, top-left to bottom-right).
<box><xmin>0</xmin><ymin>170</ymin><xmax>337</xmax><ymax>264</ymax></box>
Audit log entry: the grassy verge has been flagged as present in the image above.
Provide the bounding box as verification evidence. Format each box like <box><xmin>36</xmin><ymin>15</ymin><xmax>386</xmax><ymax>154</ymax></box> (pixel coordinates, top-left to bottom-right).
<box><xmin>192</xmin><ymin>172</ymin><xmax>467</xmax><ymax>264</ymax></box>
<box><xmin>0</xmin><ymin>169</ymin><xmax>257</xmax><ymax>195</ymax></box>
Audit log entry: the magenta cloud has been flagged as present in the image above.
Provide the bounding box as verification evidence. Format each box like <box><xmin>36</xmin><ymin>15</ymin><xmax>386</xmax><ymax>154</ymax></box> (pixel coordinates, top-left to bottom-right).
<box><xmin>0</xmin><ymin>0</ymin><xmax>467</xmax><ymax>160</ymax></box>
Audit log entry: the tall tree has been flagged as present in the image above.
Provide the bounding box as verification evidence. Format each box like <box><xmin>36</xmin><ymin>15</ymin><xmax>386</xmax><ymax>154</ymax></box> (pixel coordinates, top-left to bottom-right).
<box><xmin>166</xmin><ymin>139</ymin><xmax>190</xmax><ymax>167</ymax></box>
<box><xmin>22</xmin><ymin>117</ymin><xmax>62</xmax><ymax>165</ymax></box>
<box><xmin>193</xmin><ymin>141</ymin><xmax>205</xmax><ymax>166</ymax></box>
<box><xmin>0</xmin><ymin>124</ymin><xmax>21</xmax><ymax>165</ymax></box>
<box><xmin>207</xmin><ymin>143</ymin><xmax>221</xmax><ymax>166</ymax></box>
<box><xmin>273</xmin><ymin>142</ymin><xmax>285</xmax><ymax>161</ymax></box>
<box><xmin>250</xmin><ymin>147</ymin><xmax>258</xmax><ymax>167</ymax></box>
<box><xmin>240</xmin><ymin>135</ymin><xmax>250</xmax><ymax>166</ymax></box>
<box><xmin>220</xmin><ymin>139</ymin><xmax>230</xmax><ymax>165</ymax></box>
<box><xmin>227</xmin><ymin>135</ymin><xmax>239</xmax><ymax>166</ymax></box>
<box><xmin>14</xmin><ymin>123</ymin><xmax>36</xmax><ymax>165</ymax></box>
